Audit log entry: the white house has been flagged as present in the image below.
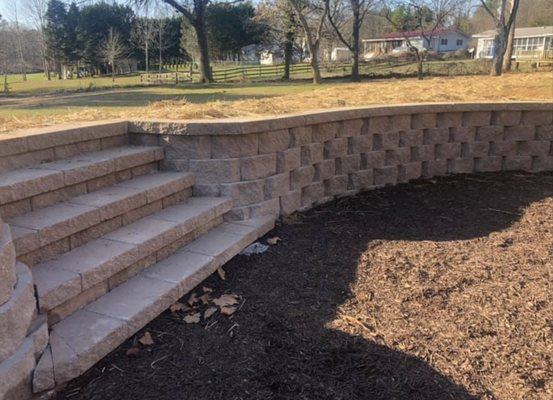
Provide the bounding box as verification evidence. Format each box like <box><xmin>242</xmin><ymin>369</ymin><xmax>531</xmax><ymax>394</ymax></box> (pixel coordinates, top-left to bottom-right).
<box><xmin>362</xmin><ymin>28</ymin><xmax>469</xmax><ymax>60</ymax></box>
<box><xmin>331</xmin><ymin>47</ymin><xmax>352</xmax><ymax>62</ymax></box>
<box><xmin>473</xmin><ymin>26</ymin><xmax>553</xmax><ymax>60</ymax></box>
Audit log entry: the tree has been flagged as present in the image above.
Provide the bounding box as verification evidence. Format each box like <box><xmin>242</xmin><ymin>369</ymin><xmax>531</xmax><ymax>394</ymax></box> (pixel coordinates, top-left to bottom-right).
<box><xmin>381</xmin><ymin>0</ymin><xmax>461</xmax><ymax>80</ymax></box>
<box><xmin>479</xmin><ymin>0</ymin><xmax>520</xmax><ymax>76</ymax></box>
<box><xmin>99</xmin><ymin>27</ymin><xmax>127</xmax><ymax>82</ymax></box>
<box><xmin>44</xmin><ymin>0</ymin><xmax>68</xmax><ymax>78</ymax></box>
<box><xmin>288</xmin><ymin>0</ymin><xmax>328</xmax><ymax>84</ymax></box>
<box><xmin>132</xmin><ymin>15</ymin><xmax>155</xmax><ymax>73</ymax></box>
<box><xmin>142</xmin><ymin>0</ymin><xmax>213</xmax><ymax>83</ymax></box>
<box><xmin>206</xmin><ymin>2</ymin><xmax>268</xmax><ymax>60</ymax></box>
<box><xmin>326</xmin><ymin>0</ymin><xmax>374</xmax><ymax>82</ymax></box>
<box><xmin>11</xmin><ymin>0</ymin><xmax>28</xmax><ymax>81</ymax></box>
<box><xmin>25</xmin><ymin>0</ymin><xmax>50</xmax><ymax>79</ymax></box>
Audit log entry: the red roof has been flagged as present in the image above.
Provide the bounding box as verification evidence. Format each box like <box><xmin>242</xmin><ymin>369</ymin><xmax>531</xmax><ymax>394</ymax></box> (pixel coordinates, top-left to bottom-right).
<box><xmin>379</xmin><ymin>28</ymin><xmax>463</xmax><ymax>39</ymax></box>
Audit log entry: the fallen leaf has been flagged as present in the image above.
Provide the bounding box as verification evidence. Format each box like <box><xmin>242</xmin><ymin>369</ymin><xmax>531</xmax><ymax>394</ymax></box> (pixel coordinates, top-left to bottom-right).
<box><xmin>220</xmin><ymin>306</ymin><xmax>237</xmax><ymax>316</ymax></box>
<box><xmin>183</xmin><ymin>313</ymin><xmax>201</xmax><ymax>324</ymax></box>
<box><xmin>267</xmin><ymin>236</ymin><xmax>281</xmax><ymax>245</ymax></box>
<box><xmin>217</xmin><ymin>267</ymin><xmax>226</xmax><ymax>280</ymax></box>
<box><xmin>199</xmin><ymin>293</ymin><xmax>210</xmax><ymax>305</ymax></box>
<box><xmin>213</xmin><ymin>294</ymin><xmax>239</xmax><ymax>308</ymax></box>
<box><xmin>202</xmin><ymin>286</ymin><xmax>213</xmax><ymax>293</ymax></box>
<box><xmin>187</xmin><ymin>292</ymin><xmax>198</xmax><ymax>306</ymax></box>
<box><xmin>126</xmin><ymin>347</ymin><xmax>140</xmax><ymax>357</ymax></box>
<box><xmin>138</xmin><ymin>332</ymin><xmax>154</xmax><ymax>346</ymax></box>
<box><xmin>204</xmin><ymin>307</ymin><xmax>217</xmax><ymax>319</ymax></box>
<box><xmin>170</xmin><ymin>302</ymin><xmax>186</xmax><ymax>313</ymax></box>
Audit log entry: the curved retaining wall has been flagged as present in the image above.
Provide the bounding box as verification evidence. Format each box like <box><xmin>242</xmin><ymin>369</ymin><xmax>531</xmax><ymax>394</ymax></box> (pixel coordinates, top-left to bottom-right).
<box><xmin>129</xmin><ymin>102</ymin><xmax>553</xmax><ymax>219</ymax></box>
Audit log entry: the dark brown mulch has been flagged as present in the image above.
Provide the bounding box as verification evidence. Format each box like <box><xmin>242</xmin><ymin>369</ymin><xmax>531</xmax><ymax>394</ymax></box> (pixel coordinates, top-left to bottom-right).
<box><xmin>56</xmin><ymin>171</ymin><xmax>553</xmax><ymax>400</ymax></box>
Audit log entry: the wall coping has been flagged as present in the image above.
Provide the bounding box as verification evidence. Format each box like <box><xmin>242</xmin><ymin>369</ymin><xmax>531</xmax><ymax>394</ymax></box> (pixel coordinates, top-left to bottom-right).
<box><xmin>128</xmin><ymin>102</ymin><xmax>553</xmax><ymax>136</ymax></box>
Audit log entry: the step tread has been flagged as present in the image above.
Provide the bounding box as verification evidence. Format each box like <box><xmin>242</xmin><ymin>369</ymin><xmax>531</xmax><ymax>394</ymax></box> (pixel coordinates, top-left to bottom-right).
<box><xmin>9</xmin><ymin>171</ymin><xmax>193</xmax><ymax>255</ymax></box>
<box><xmin>49</xmin><ymin>216</ymin><xmax>275</xmax><ymax>385</ymax></box>
<box><xmin>0</xmin><ymin>146</ymin><xmax>163</xmax><ymax>205</ymax></box>
<box><xmin>33</xmin><ymin>197</ymin><xmax>233</xmax><ymax>311</ymax></box>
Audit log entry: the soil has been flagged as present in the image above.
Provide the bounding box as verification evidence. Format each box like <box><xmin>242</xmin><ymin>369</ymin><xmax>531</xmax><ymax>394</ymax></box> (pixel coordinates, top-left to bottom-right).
<box><xmin>56</xmin><ymin>171</ymin><xmax>553</xmax><ymax>400</ymax></box>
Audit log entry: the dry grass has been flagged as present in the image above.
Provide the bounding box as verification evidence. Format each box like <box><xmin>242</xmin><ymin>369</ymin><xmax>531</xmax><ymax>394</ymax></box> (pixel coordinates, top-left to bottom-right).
<box><xmin>1</xmin><ymin>72</ymin><xmax>551</xmax><ymax>133</ymax></box>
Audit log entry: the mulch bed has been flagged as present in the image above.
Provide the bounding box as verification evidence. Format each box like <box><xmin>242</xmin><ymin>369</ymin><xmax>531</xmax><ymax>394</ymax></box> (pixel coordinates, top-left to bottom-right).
<box><xmin>56</xmin><ymin>171</ymin><xmax>553</xmax><ymax>400</ymax></box>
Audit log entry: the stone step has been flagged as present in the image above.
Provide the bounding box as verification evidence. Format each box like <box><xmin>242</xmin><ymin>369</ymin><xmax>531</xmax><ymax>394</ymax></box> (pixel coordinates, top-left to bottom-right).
<box><xmin>9</xmin><ymin>171</ymin><xmax>195</xmax><ymax>260</ymax></box>
<box><xmin>47</xmin><ymin>216</ymin><xmax>274</xmax><ymax>386</ymax></box>
<box><xmin>0</xmin><ymin>146</ymin><xmax>164</xmax><ymax>218</ymax></box>
<box><xmin>33</xmin><ymin>197</ymin><xmax>233</xmax><ymax>318</ymax></box>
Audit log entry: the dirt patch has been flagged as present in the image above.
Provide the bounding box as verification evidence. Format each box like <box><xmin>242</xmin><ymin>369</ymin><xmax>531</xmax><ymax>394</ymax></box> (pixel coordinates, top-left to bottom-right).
<box><xmin>1</xmin><ymin>72</ymin><xmax>552</xmax><ymax>132</ymax></box>
<box><xmin>56</xmin><ymin>172</ymin><xmax>553</xmax><ymax>400</ymax></box>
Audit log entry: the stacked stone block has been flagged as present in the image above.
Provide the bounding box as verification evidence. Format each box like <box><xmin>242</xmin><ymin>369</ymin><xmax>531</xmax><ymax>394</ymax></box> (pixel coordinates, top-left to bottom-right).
<box><xmin>132</xmin><ymin>105</ymin><xmax>553</xmax><ymax>219</ymax></box>
<box><xmin>0</xmin><ymin>218</ymin><xmax>47</xmax><ymax>400</ymax></box>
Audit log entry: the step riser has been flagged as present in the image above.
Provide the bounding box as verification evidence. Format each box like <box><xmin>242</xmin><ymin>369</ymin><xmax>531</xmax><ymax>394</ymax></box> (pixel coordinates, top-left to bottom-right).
<box><xmin>16</xmin><ymin>187</ymin><xmax>193</xmax><ymax>266</ymax></box>
<box><xmin>0</xmin><ymin>161</ymin><xmax>160</xmax><ymax>220</ymax></box>
<box><xmin>46</xmin><ymin>215</ymin><xmax>224</xmax><ymax>325</ymax></box>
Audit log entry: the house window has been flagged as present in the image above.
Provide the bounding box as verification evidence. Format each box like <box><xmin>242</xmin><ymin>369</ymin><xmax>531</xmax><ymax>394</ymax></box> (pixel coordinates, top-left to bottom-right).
<box><xmin>456</xmin><ymin>39</ymin><xmax>463</xmax><ymax>46</ymax></box>
<box><xmin>440</xmin><ymin>38</ymin><xmax>448</xmax><ymax>45</ymax></box>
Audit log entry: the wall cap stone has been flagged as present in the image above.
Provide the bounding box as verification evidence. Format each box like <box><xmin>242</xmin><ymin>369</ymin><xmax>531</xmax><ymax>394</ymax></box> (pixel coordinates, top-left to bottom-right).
<box><xmin>128</xmin><ymin>102</ymin><xmax>553</xmax><ymax>136</ymax></box>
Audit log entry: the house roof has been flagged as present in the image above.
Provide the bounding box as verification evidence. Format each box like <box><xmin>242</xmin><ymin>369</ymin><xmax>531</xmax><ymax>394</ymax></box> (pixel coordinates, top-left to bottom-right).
<box><xmin>473</xmin><ymin>26</ymin><xmax>553</xmax><ymax>39</ymax></box>
<box><xmin>363</xmin><ymin>28</ymin><xmax>467</xmax><ymax>42</ymax></box>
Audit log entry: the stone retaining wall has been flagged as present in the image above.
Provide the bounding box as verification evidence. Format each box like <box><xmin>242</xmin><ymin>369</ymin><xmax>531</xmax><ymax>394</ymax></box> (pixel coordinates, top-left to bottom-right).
<box><xmin>129</xmin><ymin>102</ymin><xmax>553</xmax><ymax>219</ymax></box>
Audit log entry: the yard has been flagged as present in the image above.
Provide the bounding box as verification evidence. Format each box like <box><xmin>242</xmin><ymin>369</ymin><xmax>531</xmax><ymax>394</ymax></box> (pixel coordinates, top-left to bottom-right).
<box><xmin>56</xmin><ymin>171</ymin><xmax>553</xmax><ymax>400</ymax></box>
<box><xmin>0</xmin><ymin>70</ymin><xmax>551</xmax><ymax>133</ymax></box>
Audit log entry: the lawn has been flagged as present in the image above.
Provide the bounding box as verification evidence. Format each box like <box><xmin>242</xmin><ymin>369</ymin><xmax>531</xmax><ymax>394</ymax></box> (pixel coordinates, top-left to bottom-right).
<box><xmin>0</xmin><ymin>71</ymin><xmax>551</xmax><ymax>133</ymax></box>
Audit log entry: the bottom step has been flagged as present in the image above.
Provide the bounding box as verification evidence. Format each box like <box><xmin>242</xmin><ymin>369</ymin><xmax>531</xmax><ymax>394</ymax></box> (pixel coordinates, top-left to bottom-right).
<box><xmin>46</xmin><ymin>216</ymin><xmax>274</xmax><ymax>386</ymax></box>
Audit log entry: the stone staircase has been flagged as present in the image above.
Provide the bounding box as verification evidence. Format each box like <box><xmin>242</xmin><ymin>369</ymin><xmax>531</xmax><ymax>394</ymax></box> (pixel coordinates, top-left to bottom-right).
<box><xmin>0</xmin><ymin>128</ymin><xmax>274</xmax><ymax>394</ymax></box>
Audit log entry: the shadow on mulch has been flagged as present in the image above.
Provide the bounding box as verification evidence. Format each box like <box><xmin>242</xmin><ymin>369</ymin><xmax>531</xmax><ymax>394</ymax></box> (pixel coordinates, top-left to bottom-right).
<box><xmin>56</xmin><ymin>171</ymin><xmax>553</xmax><ymax>400</ymax></box>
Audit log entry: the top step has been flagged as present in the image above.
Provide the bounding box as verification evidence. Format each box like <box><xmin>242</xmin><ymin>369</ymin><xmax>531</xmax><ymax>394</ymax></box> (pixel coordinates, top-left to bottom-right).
<box><xmin>0</xmin><ymin>146</ymin><xmax>164</xmax><ymax>214</ymax></box>
<box><xmin>0</xmin><ymin>121</ymin><xmax>128</xmax><ymax>173</ymax></box>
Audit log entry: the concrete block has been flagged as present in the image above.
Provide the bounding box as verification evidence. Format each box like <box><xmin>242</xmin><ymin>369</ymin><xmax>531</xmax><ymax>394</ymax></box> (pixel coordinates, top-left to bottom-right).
<box><xmin>312</xmin><ymin>122</ymin><xmax>338</xmax><ymax>142</ymax></box>
<box><xmin>314</xmin><ymin>159</ymin><xmax>335</xmax><ymax>181</ymax></box>
<box><xmin>521</xmin><ymin>110</ymin><xmax>553</xmax><ymax>125</ymax></box>
<box><xmin>290</xmin><ymin>166</ymin><xmax>315</xmax><ymax>190</ymax></box>
<box><xmin>491</xmin><ymin>111</ymin><xmax>521</xmax><ymax>126</ymax></box>
<box><xmin>349</xmin><ymin>135</ymin><xmax>372</xmax><ymax>154</ymax></box>
<box><xmin>0</xmin><ymin>223</ymin><xmax>16</xmax><ymax>305</ymax></box>
<box><xmin>264</xmin><ymin>173</ymin><xmax>290</xmax><ymax>199</ymax></box>
<box><xmin>536</xmin><ymin>125</ymin><xmax>553</xmax><ymax>140</ymax></box>
<box><xmin>374</xmin><ymin>166</ymin><xmax>398</xmax><ymax>186</ymax></box>
<box><xmin>301</xmin><ymin>143</ymin><xmax>324</xmax><ymax>165</ymax></box>
<box><xmin>348</xmin><ymin>170</ymin><xmax>374</xmax><ymax>190</ymax></box>
<box><xmin>280</xmin><ymin>190</ymin><xmax>301</xmax><ymax>215</ymax></box>
<box><xmin>212</xmin><ymin>134</ymin><xmax>258</xmax><ymax>158</ymax></box>
<box><xmin>381</xmin><ymin>131</ymin><xmax>400</xmax><ymax>149</ymax></box>
<box><xmin>189</xmin><ymin>159</ymin><xmax>240</xmax><ymax>184</ymax></box>
<box><xmin>33</xmin><ymin>346</ymin><xmax>55</xmax><ymax>393</ymax></box>
<box><xmin>324</xmin><ymin>175</ymin><xmax>348</xmax><ymax>196</ymax></box>
<box><xmin>241</xmin><ymin>154</ymin><xmax>277</xmax><ymax>180</ymax></box>
<box><xmin>398</xmin><ymin>162</ymin><xmax>422</xmax><ymax>182</ymax></box>
<box><xmin>503</xmin><ymin>155</ymin><xmax>532</xmax><ymax>171</ymax></box>
<box><xmin>368</xmin><ymin>116</ymin><xmax>390</xmax><ymax>133</ymax></box>
<box><xmin>423</xmin><ymin>128</ymin><xmax>449</xmax><ymax>144</ymax></box>
<box><xmin>450</xmin><ymin>126</ymin><xmax>476</xmax><ymax>143</ymax></box>
<box><xmin>437</xmin><ymin>112</ymin><xmax>463</xmax><ymax>128</ymax></box>
<box><xmin>220</xmin><ymin>179</ymin><xmax>265</xmax><ymax>206</ymax></box>
<box><xmin>276</xmin><ymin>148</ymin><xmax>301</xmax><ymax>172</ymax></box>
<box><xmin>301</xmin><ymin>182</ymin><xmax>325</xmax><ymax>206</ymax></box>
<box><xmin>412</xmin><ymin>113</ymin><xmax>437</xmax><ymax>129</ymax></box>
<box><xmin>338</xmin><ymin>119</ymin><xmax>364</xmax><ymax>137</ymax></box>
<box><xmin>463</xmin><ymin>111</ymin><xmax>491</xmax><ymax>127</ymax></box>
<box><xmin>476</xmin><ymin>125</ymin><xmax>504</xmax><ymax>142</ymax></box>
<box><xmin>258</xmin><ymin>129</ymin><xmax>290</xmax><ymax>154</ymax></box>
<box><xmin>504</xmin><ymin>125</ymin><xmax>535</xmax><ymax>141</ymax></box>
<box><xmin>399</xmin><ymin>130</ymin><xmax>424</xmax><ymax>147</ymax></box>
<box><xmin>290</xmin><ymin>126</ymin><xmax>313</xmax><ymax>146</ymax></box>
<box><xmin>163</xmin><ymin>135</ymin><xmax>211</xmax><ymax>159</ymax></box>
<box><xmin>436</xmin><ymin>143</ymin><xmax>461</xmax><ymax>160</ymax></box>
<box><xmin>324</xmin><ymin>138</ymin><xmax>348</xmax><ymax>159</ymax></box>
<box><xmin>361</xmin><ymin>151</ymin><xmax>385</xmax><ymax>169</ymax></box>
<box><xmin>474</xmin><ymin>156</ymin><xmax>502</xmax><ymax>172</ymax></box>
<box><xmin>385</xmin><ymin>148</ymin><xmax>410</xmax><ymax>165</ymax></box>
<box><xmin>390</xmin><ymin>114</ymin><xmax>411</xmax><ymax>131</ymax></box>
<box><xmin>336</xmin><ymin>154</ymin><xmax>360</xmax><ymax>174</ymax></box>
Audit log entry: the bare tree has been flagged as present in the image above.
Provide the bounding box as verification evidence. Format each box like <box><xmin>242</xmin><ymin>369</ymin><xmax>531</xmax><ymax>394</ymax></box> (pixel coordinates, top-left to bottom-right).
<box><xmin>11</xmin><ymin>1</ymin><xmax>28</xmax><ymax>81</ymax></box>
<box><xmin>479</xmin><ymin>0</ymin><xmax>520</xmax><ymax>76</ymax></box>
<box><xmin>326</xmin><ymin>0</ymin><xmax>374</xmax><ymax>82</ymax></box>
<box><xmin>382</xmin><ymin>0</ymin><xmax>461</xmax><ymax>80</ymax></box>
<box><xmin>132</xmin><ymin>8</ymin><xmax>155</xmax><ymax>73</ymax></box>
<box><xmin>140</xmin><ymin>0</ymin><xmax>213</xmax><ymax>82</ymax></box>
<box><xmin>288</xmin><ymin>0</ymin><xmax>328</xmax><ymax>84</ymax></box>
<box><xmin>25</xmin><ymin>0</ymin><xmax>50</xmax><ymax>79</ymax></box>
<box><xmin>99</xmin><ymin>27</ymin><xmax>127</xmax><ymax>82</ymax></box>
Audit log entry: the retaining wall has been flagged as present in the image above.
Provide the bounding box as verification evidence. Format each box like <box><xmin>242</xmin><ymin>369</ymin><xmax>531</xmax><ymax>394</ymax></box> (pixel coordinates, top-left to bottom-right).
<box><xmin>128</xmin><ymin>102</ymin><xmax>553</xmax><ymax>219</ymax></box>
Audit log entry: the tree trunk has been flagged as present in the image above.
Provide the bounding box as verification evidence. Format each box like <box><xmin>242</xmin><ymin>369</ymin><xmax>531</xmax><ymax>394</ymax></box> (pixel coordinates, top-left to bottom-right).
<box><xmin>491</xmin><ymin>28</ymin><xmax>508</xmax><ymax>76</ymax></box>
<box><xmin>503</xmin><ymin>24</ymin><xmax>515</xmax><ymax>72</ymax></box>
<box><xmin>145</xmin><ymin>41</ymin><xmax>149</xmax><ymax>73</ymax></box>
<box><xmin>3</xmin><ymin>72</ymin><xmax>8</xmax><ymax>94</ymax></box>
<box><xmin>351</xmin><ymin>9</ymin><xmax>361</xmax><ymax>82</ymax></box>
<box><xmin>193</xmin><ymin>17</ymin><xmax>213</xmax><ymax>83</ymax></box>
<box><xmin>283</xmin><ymin>30</ymin><xmax>294</xmax><ymax>80</ymax></box>
<box><xmin>112</xmin><ymin>63</ymin><xmax>115</xmax><ymax>82</ymax></box>
<box><xmin>310</xmin><ymin>43</ymin><xmax>322</xmax><ymax>84</ymax></box>
<box><xmin>416</xmin><ymin>51</ymin><xmax>424</xmax><ymax>80</ymax></box>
